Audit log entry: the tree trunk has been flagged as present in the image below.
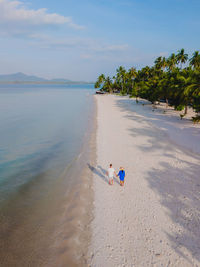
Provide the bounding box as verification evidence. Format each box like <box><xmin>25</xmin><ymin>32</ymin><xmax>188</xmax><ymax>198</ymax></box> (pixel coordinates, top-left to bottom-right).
<box><xmin>184</xmin><ymin>104</ymin><xmax>188</xmax><ymax>115</ymax></box>
<box><xmin>131</xmin><ymin>82</ymin><xmax>134</xmax><ymax>95</ymax></box>
<box><xmin>166</xmin><ymin>98</ymin><xmax>168</xmax><ymax>108</ymax></box>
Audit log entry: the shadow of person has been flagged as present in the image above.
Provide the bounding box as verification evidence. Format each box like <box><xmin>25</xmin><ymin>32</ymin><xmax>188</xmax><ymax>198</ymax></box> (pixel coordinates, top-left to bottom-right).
<box><xmin>97</xmin><ymin>165</ymin><xmax>121</xmax><ymax>185</ymax></box>
<box><xmin>97</xmin><ymin>165</ymin><xmax>107</xmax><ymax>175</ymax></box>
<box><xmin>87</xmin><ymin>163</ymin><xmax>108</xmax><ymax>183</ymax></box>
<box><xmin>113</xmin><ymin>176</ymin><xmax>121</xmax><ymax>185</ymax></box>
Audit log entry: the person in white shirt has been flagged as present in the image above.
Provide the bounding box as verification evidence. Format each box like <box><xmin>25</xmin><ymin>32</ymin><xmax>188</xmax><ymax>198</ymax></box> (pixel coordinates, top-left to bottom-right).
<box><xmin>106</xmin><ymin>163</ymin><xmax>117</xmax><ymax>185</ymax></box>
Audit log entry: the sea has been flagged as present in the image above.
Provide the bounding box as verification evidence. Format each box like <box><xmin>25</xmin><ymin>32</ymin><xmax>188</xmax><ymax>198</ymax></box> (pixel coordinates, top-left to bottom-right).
<box><xmin>0</xmin><ymin>83</ymin><xmax>95</xmax><ymax>266</ymax></box>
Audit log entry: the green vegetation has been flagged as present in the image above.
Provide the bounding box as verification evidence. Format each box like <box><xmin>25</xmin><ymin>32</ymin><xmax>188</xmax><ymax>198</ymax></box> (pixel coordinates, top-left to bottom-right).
<box><xmin>95</xmin><ymin>49</ymin><xmax>200</xmax><ymax>117</ymax></box>
<box><xmin>192</xmin><ymin>115</ymin><xmax>200</xmax><ymax>124</ymax></box>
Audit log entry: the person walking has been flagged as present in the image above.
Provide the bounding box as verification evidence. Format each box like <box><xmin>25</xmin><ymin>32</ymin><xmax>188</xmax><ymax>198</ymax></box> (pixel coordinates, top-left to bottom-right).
<box><xmin>106</xmin><ymin>163</ymin><xmax>117</xmax><ymax>185</ymax></box>
<box><xmin>117</xmin><ymin>167</ymin><xmax>126</xmax><ymax>186</ymax></box>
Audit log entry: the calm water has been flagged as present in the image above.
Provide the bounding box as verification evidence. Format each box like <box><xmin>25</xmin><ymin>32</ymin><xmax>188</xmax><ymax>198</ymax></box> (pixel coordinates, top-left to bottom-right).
<box><xmin>0</xmin><ymin>84</ymin><xmax>95</xmax><ymax>266</ymax></box>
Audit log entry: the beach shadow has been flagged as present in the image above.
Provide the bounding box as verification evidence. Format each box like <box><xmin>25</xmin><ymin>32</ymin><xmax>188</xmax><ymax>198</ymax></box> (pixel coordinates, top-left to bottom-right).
<box><xmin>116</xmin><ymin>98</ymin><xmax>200</xmax><ymax>155</ymax></box>
<box><xmin>113</xmin><ymin>176</ymin><xmax>121</xmax><ymax>185</ymax></box>
<box><xmin>87</xmin><ymin>164</ymin><xmax>121</xmax><ymax>185</ymax></box>
<box><xmin>97</xmin><ymin>165</ymin><xmax>107</xmax><ymax>175</ymax></box>
<box><xmin>146</xmin><ymin>160</ymin><xmax>200</xmax><ymax>264</ymax></box>
<box><xmin>115</xmin><ymin>97</ymin><xmax>200</xmax><ymax>263</ymax></box>
<box><xmin>87</xmin><ymin>163</ymin><xmax>108</xmax><ymax>184</ymax></box>
<box><xmin>97</xmin><ymin>165</ymin><xmax>120</xmax><ymax>185</ymax></box>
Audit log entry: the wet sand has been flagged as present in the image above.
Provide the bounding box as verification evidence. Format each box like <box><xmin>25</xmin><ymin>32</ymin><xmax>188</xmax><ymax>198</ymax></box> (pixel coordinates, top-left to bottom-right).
<box><xmin>51</xmin><ymin>94</ymin><xmax>97</xmax><ymax>267</ymax></box>
<box><xmin>0</xmin><ymin>96</ymin><xmax>96</xmax><ymax>267</ymax></box>
<box><xmin>88</xmin><ymin>95</ymin><xmax>200</xmax><ymax>266</ymax></box>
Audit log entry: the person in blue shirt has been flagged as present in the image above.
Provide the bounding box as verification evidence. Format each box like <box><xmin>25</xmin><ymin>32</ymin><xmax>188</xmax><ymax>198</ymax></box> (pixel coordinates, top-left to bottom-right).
<box><xmin>117</xmin><ymin>167</ymin><xmax>125</xmax><ymax>186</ymax></box>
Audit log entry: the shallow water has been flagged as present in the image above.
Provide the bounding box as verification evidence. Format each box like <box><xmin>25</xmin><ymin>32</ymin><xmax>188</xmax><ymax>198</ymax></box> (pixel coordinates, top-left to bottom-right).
<box><xmin>0</xmin><ymin>84</ymin><xmax>94</xmax><ymax>266</ymax></box>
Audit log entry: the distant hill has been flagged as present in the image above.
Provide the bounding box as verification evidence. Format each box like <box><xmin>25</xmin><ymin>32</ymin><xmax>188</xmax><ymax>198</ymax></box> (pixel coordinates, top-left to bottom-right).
<box><xmin>0</xmin><ymin>72</ymin><xmax>47</xmax><ymax>82</ymax></box>
<box><xmin>0</xmin><ymin>72</ymin><xmax>93</xmax><ymax>84</ymax></box>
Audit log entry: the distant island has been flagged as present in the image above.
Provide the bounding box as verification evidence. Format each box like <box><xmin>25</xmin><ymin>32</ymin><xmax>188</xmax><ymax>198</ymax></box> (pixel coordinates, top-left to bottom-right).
<box><xmin>0</xmin><ymin>72</ymin><xmax>94</xmax><ymax>85</ymax></box>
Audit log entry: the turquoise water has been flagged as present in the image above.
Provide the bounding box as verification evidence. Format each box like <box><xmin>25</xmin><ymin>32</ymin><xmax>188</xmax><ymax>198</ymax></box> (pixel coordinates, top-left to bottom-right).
<box><xmin>0</xmin><ymin>84</ymin><xmax>94</xmax><ymax>200</ymax></box>
<box><xmin>0</xmin><ymin>84</ymin><xmax>95</xmax><ymax>266</ymax></box>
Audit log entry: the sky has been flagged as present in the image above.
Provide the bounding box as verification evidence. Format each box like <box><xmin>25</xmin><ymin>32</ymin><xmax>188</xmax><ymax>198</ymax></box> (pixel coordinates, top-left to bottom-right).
<box><xmin>0</xmin><ymin>0</ymin><xmax>199</xmax><ymax>81</ymax></box>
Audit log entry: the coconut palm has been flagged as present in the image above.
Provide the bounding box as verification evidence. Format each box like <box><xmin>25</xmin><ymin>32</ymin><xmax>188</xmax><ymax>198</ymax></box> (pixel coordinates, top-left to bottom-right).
<box><xmin>187</xmin><ymin>69</ymin><xmax>200</xmax><ymax>113</ymax></box>
<box><xmin>167</xmin><ymin>53</ymin><xmax>177</xmax><ymax>71</ymax></box>
<box><xmin>176</xmin><ymin>49</ymin><xmax>188</xmax><ymax>69</ymax></box>
<box><xmin>158</xmin><ymin>71</ymin><xmax>172</xmax><ymax>106</ymax></box>
<box><xmin>104</xmin><ymin>76</ymin><xmax>113</xmax><ymax>93</ymax></box>
<box><xmin>138</xmin><ymin>66</ymin><xmax>152</xmax><ymax>81</ymax></box>
<box><xmin>94</xmin><ymin>49</ymin><xmax>200</xmax><ymax>117</ymax></box>
<box><xmin>154</xmin><ymin>56</ymin><xmax>163</xmax><ymax>70</ymax></box>
<box><xmin>127</xmin><ymin>67</ymin><xmax>137</xmax><ymax>94</ymax></box>
<box><xmin>94</xmin><ymin>74</ymin><xmax>105</xmax><ymax>89</ymax></box>
<box><xmin>116</xmin><ymin>66</ymin><xmax>127</xmax><ymax>94</ymax></box>
<box><xmin>189</xmin><ymin>51</ymin><xmax>200</xmax><ymax>69</ymax></box>
<box><xmin>175</xmin><ymin>68</ymin><xmax>194</xmax><ymax>114</ymax></box>
<box><xmin>161</xmin><ymin>57</ymin><xmax>167</xmax><ymax>70</ymax></box>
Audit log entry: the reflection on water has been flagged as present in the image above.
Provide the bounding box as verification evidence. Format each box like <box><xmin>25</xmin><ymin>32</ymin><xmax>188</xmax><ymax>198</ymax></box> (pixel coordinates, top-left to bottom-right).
<box><xmin>0</xmin><ymin>84</ymin><xmax>94</xmax><ymax>266</ymax></box>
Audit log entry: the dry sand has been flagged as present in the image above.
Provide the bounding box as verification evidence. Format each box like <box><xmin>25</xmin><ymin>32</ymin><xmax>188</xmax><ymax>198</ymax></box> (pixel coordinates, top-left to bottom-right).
<box><xmin>88</xmin><ymin>95</ymin><xmax>200</xmax><ymax>267</ymax></box>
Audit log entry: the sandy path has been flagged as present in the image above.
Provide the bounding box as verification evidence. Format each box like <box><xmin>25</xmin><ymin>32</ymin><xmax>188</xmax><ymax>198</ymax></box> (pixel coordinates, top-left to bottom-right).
<box><xmin>88</xmin><ymin>95</ymin><xmax>200</xmax><ymax>267</ymax></box>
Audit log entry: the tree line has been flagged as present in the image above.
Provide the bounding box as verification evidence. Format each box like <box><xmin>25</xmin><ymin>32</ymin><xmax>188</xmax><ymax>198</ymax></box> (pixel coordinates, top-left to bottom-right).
<box><xmin>95</xmin><ymin>49</ymin><xmax>200</xmax><ymax>118</ymax></box>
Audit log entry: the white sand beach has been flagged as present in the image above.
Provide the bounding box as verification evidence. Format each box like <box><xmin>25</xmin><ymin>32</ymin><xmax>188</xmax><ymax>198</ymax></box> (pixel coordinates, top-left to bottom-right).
<box><xmin>88</xmin><ymin>95</ymin><xmax>200</xmax><ymax>267</ymax></box>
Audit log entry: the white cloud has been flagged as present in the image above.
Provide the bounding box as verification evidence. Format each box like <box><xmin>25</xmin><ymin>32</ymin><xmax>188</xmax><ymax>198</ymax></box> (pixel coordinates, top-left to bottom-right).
<box><xmin>159</xmin><ymin>52</ymin><xmax>168</xmax><ymax>57</ymax></box>
<box><xmin>92</xmin><ymin>44</ymin><xmax>129</xmax><ymax>52</ymax></box>
<box><xmin>0</xmin><ymin>0</ymin><xmax>85</xmax><ymax>34</ymax></box>
<box><xmin>28</xmin><ymin>34</ymin><xmax>129</xmax><ymax>53</ymax></box>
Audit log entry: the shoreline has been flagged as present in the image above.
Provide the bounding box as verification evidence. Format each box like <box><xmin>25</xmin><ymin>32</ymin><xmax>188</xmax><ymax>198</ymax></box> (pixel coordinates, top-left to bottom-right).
<box><xmin>0</xmin><ymin>90</ymin><xmax>96</xmax><ymax>267</ymax></box>
<box><xmin>51</xmin><ymin>94</ymin><xmax>97</xmax><ymax>267</ymax></box>
<box><xmin>88</xmin><ymin>95</ymin><xmax>200</xmax><ymax>266</ymax></box>
<box><xmin>74</xmin><ymin>94</ymin><xmax>97</xmax><ymax>266</ymax></box>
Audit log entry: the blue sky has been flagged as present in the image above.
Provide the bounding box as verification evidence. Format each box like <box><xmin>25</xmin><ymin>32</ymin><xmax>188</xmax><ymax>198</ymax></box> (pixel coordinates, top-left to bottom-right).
<box><xmin>0</xmin><ymin>0</ymin><xmax>199</xmax><ymax>81</ymax></box>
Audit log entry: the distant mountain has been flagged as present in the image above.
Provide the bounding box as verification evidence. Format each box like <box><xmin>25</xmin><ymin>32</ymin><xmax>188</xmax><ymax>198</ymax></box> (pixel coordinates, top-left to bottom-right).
<box><xmin>0</xmin><ymin>72</ymin><xmax>93</xmax><ymax>84</ymax></box>
<box><xmin>0</xmin><ymin>72</ymin><xmax>47</xmax><ymax>82</ymax></box>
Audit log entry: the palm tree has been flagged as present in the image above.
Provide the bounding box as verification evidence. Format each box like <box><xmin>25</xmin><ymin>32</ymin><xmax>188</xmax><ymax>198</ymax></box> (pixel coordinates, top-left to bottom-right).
<box><xmin>187</xmin><ymin>69</ymin><xmax>200</xmax><ymax>113</ymax></box>
<box><xmin>154</xmin><ymin>56</ymin><xmax>167</xmax><ymax>72</ymax></box>
<box><xmin>154</xmin><ymin>56</ymin><xmax>163</xmax><ymax>70</ymax></box>
<box><xmin>176</xmin><ymin>49</ymin><xmax>188</xmax><ymax>69</ymax></box>
<box><xmin>116</xmin><ymin>66</ymin><xmax>127</xmax><ymax>94</ymax></box>
<box><xmin>94</xmin><ymin>74</ymin><xmax>105</xmax><ymax>89</ymax></box>
<box><xmin>139</xmin><ymin>66</ymin><xmax>152</xmax><ymax>81</ymax></box>
<box><xmin>176</xmin><ymin>68</ymin><xmax>194</xmax><ymax>115</ymax></box>
<box><xmin>94</xmin><ymin>49</ymin><xmax>200</xmax><ymax>119</ymax></box>
<box><xmin>167</xmin><ymin>53</ymin><xmax>177</xmax><ymax>71</ymax></box>
<box><xmin>127</xmin><ymin>67</ymin><xmax>137</xmax><ymax>94</ymax></box>
<box><xmin>189</xmin><ymin>51</ymin><xmax>200</xmax><ymax>69</ymax></box>
<box><xmin>161</xmin><ymin>57</ymin><xmax>167</xmax><ymax>71</ymax></box>
<box><xmin>158</xmin><ymin>71</ymin><xmax>172</xmax><ymax>107</ymax></box>
<box><xmin>104</xmin><ymin>76</ymin><xmax>113</xmax><ymax>93</ymax></box>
